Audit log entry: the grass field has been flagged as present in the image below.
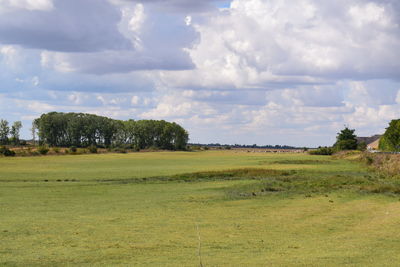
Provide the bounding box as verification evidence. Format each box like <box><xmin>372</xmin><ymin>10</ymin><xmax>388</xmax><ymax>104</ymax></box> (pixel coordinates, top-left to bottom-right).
<box><xmin>1</xmin><ymin>151</ymin><xmax>400</xmax><ymax>266</ymax></box>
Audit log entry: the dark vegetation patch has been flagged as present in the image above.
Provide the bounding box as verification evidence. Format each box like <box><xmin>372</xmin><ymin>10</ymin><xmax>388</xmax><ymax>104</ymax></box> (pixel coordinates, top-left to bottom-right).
<box><xmin>222</xmin><ymin>171</ymin><xmax>400</xmax><ymax>199</ymax></box>
<box><xmin>269</xmin><ymin>159</ymin><xmax>331</xmax><ymax>165</ymax></box>
<box><xmin>99</xmin><ymin>168</ymin><xmax>296</xmax><ymax>184</ymax></box>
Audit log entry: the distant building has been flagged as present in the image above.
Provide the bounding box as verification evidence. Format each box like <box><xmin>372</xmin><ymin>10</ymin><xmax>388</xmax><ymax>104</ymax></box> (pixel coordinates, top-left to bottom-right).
<box><xmin>356</xmin><ymin>135</ymin><xmax>381</xmax><ymax>151</ymax></box>
<box><xmin>367</xmin><ymin>138</ymin><xmax>381</xmax><ymax>150</ymax></box>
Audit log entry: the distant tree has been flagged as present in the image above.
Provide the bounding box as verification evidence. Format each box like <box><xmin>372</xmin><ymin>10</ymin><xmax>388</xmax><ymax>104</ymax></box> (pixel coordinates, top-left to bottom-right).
<box><xmin>0</xmin><ymin>119</ymin><xmax>10</xmax><ymax>145</ymax></box>
<box><xmin>10</xmin><ymin>121</ymin><xmax>22</xmax><ymax>145</ymax></box>
<box><xmin>33</xmin><ymin>112</ymin><xmax>189</xmax><ymax>150</ymax></box>
<box><xmin>333</xmin><ymin>127</ymin><xmax>358</xmax><ymax>151</ymax></box>
<box><xmin>31</xmin><ymin>121</ymin><xmax>38</xmax><ymax>146</ymax></box>
<box><xmin>379</xmin><ymin>119</ymin><xmax>400</xmax><ymax>152</ymax></box>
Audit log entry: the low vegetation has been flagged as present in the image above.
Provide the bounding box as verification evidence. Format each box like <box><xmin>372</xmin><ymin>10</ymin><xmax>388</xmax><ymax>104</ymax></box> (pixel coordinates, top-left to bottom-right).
<box><xmin>360</xmin><ymin>152</ymin><xmax>400</xmax><ymax>177</ymax></box>
<box><xmin>1</xmin><ymin>150</ymin><xmax>400</xmax><ymax>266</ymax></box>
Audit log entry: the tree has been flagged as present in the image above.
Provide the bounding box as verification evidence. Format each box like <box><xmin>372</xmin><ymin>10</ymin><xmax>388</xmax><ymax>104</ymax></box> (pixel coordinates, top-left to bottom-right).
<box><xmin>0</xmin><ymin>119</ymin><xmax>10</xmax><ymax>145</ymax></box>
<box><xmin>379</xmin><ymin>119</ymin><xmax>400</xmax><ymax>152</ymax></box>
<box><xmin>33</xmin><ymin>112</ymin><xmax>189</xmax><ymax>150</ymax></box>
<box><xmin>333</xmin><ymin>127</ymin><xmax>358</xmax><ymax>151</ymax></box>
<box><xmin>10</xmin><ymin>121</ymin><xmax>22</xmax><ymax>145</ymax></box>
<box><xmin>31</xmin><ymin>121</ymin><xmax>38</xmax><ymax>146</ymax></box>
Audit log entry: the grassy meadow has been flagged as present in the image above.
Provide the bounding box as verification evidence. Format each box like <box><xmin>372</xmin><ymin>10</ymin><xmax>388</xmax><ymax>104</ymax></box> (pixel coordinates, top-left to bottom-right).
<box><xmin>1</xmin><ymin>150</ymin><xmax>400</xmax><ymax>266</ymax></box>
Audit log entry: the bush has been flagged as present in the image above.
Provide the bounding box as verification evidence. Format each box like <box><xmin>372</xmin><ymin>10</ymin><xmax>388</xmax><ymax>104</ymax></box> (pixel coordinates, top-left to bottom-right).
<box><xmin>114</xmin><ymin>147</ymin><xmax>127</xmax><ymax>153</ymax></box>
<box><xmin>357</xmin><ymin>141</ymin><xmax>367</xmax><ymax>151</ymax></box>
<box><xmin>334</xmin><ymin>139</ymin><xmax>358</xmax><ymax>151</ymax></box>
<box><xmin>77</xmin><ymin>148</ymin><xmax>87</xmax><ymax>154</ymax></box>
<box><xmin>0</xmin><ymin>146</ymin><xmax>15</xmax><ymax>157</ymax></box>
<box><xmin>309</xmin><ymin>147</ymin><xmax>334</xmax><ymax>155</ymax></box>
<box><xmin>88</xmin><ymin>145</ymin><xmax>97</xmax><ymax>153</ymax></box>
<box><xmin>38</xmin><ymin>146</ymin><xmax>49</xmax><ymax>155</ymax></box>
<box><xmin>52</xmin><ymin>147</ymin><xmax>60</xmax><ymax>154</ymax></box>
<box><xmin>190</xmin><ymin>145</ymin><xmax>202</xmax><ymax>151</ymax></box>
<box><xmin>69</xmin><ymin>146</ymin><xmax>77</xmax><ymax>153</ymax></box>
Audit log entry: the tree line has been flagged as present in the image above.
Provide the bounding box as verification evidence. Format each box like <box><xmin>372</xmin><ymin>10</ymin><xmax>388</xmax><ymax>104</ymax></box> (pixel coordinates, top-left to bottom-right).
<box><xmin>33</xmin><ymin>112</ymin><xmax>189</xmax><ymax>150</ymax></box>
<box><xmin>0</xmin><ymin>119</ymin><xmax>22</xmax><ymax>145</ymax></box>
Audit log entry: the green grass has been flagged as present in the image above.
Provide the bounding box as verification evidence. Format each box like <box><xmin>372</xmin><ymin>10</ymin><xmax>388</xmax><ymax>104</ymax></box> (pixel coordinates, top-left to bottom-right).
<box><xmin>1</xmin><ymin>151</ymin><xmax>400</xmax><ymax>266</ymax></box>
<box><xmin>0</xmin><ymin>151</ymin><xmax>362</xmax><ymax>182</ymax></box>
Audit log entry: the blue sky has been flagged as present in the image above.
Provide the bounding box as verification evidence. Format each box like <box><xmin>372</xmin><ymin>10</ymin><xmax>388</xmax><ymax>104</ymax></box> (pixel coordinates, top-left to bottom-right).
<box><xmin>0</xmin><ymin>0</ymin><xmax>399</xmax><ymax>146</ymax></box>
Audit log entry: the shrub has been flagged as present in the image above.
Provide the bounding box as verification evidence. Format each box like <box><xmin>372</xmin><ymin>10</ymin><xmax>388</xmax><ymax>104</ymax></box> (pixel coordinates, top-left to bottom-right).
<box><xmin>357</xmin><ymin>141</ymin><xmax>367</xmax><ymax>151</ymax></box>
<box><xmin>69</xmin><ymin>146</ymin><xmax>77</xmax><ymax>153</ymax></box>
<box><xmin>38</xmin><ymin>146</ymin><xmax>49</xmax><ymax>155</ymax></box>
<box><xmin>52</xmin><ymin>147</ymin><xmax>60</xmax><ymax>154</ymax></box>
<box><xmin>309</xmin><ymin>147</ymin><xmax>334</xmax><ymax>155</ymax></box>
<box><xmin>0</xmin><ymin>146</ymin><xmax>15</xmax><ymax>157</ymax></box>
<box><xmin>114</xmin><ymin>148</ymin><xmax>127</xmax><ymax>153</ymax></box>
<box><xmin>88</xmin><ymin>145</ymin><xmax>98</xmax><ymax>153</ymax></box>
<box><xmin>77</xmin><ymin>148</ymin><xmax>87</xmax><ymax>154</ymax></box>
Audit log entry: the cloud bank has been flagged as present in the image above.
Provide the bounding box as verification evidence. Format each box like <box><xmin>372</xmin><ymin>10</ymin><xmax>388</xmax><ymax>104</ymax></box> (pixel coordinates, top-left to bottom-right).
<box><xmin>0</xmin><ymin>0</ymin><xmax>399</xmax><ymax>146</ymax></box>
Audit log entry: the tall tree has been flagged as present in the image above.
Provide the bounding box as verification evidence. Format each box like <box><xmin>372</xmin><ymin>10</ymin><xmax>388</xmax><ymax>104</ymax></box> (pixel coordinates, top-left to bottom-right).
<box><xmin>10</xmin><ymin>121</ymin><xmax>22</xmax><ymax>145</ymax></box>
<box><xmin>0</xmin><ymin>119</ymin><xmax>10</xmax><ymax>145</ymax></box>
<box><xmin>379</xmin><ymin>119</ymin><xmax>400</xmax><ymax>151</ymax></box>
<box><xmin>33</xmin><ymin>112</ymin><xmax>189</xmax><ymax>150</ymax></box>
<box><xmin>333</xmin><ymin>127</ymin><xmax>358</xmax><ymax>150</ymax></box>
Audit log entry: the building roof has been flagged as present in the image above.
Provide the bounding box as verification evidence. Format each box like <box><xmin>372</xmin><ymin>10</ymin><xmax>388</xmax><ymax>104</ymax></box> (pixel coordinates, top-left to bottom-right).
<box><xmin>356</xmin><ymin>135</ymin><xmax>382</xmax><ymax>145</ymax></box>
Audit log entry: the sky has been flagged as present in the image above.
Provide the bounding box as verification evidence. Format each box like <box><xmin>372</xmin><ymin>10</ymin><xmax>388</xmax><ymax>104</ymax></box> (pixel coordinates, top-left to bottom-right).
<box><xmin>0</xmin><ymin>0</ymin><xmax>399</xmax><ymax>147</ymax></box>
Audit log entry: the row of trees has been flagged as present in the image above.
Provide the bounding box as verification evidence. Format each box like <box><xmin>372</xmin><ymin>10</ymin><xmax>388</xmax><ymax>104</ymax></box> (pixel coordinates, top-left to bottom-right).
<box><xmin>0</xmin><ymin>119</ymin><xmax>22</xmax><ymax>145</ymax></box>
<box><xmin>33</xmin><ymin>112</ymin><xmax>189</xmax><ymax>150</ymax></box>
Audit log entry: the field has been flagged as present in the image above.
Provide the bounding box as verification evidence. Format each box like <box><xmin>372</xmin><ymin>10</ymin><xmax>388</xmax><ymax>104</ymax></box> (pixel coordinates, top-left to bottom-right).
<box><xmin>1</xmin><ymin>151</ymin><xmax>400</xmax><ymax>266</ymax></box>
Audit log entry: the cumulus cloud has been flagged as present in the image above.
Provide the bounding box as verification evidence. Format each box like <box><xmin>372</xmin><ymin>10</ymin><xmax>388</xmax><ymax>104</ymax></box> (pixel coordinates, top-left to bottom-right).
<box><xmin>111</xmin><ymin>0</ymin><xmax>230</xmax><ymax>13</ymax></box>
<box><xmin>0</xmin><ymin>0</ymin><xmax>54</xmax><ymax>11</ymax></box>
<box><xmin>160</xmin><ymin>0</ymin><xmax>400</xmax><ymax>90</ymax></box>
<box><xmin>0</xmin><ymin>0</ymin><xmax>131</xmax><ymax>52</ymax></box>
<box><xmin>0</xmin><ymin>0</ymin><xmax>399</xmax><ymax>146</ymax></box>
<box><xmin>38</xmin><ymin>2</ymin><xmax>198</xmax><ymax>73</ymax></box>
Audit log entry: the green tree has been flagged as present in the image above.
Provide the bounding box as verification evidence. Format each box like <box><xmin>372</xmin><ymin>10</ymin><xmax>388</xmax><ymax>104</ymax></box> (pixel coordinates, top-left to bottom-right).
<box><xmin>0</xmin><ymin>119</ymin><xmax>10</xmax><ymax>145</ymax></box>
<box><xmin>33</xmin><ymin>112</ymin><xmax>189</xmax><ymax>150</ymax></box>
<box><xmin>379</xmin><ymin>119</ymin><xmax>400</xmax><ymax>152</ymax></box>
<box><xmin>10</xmin><ymin>121</ymin><xmax>22</xmax><ymax>145</ymax></box>
<box><xmin>333</xmin><ymin>127</ymin><xmax>358</xmax><ymax>151</ymax></box>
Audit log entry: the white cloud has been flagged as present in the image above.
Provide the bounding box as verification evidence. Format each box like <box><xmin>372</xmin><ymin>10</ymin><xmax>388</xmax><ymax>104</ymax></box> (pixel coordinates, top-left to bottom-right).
<box><xmin>159</xmin><ymin>0</ymin><xmax>400</xmax><ymax>90</ymax></box>
<box><xmin>131</xmin><ymin>95</ymin><xmax>140</xmax><ymax>105</ymax></box>
<box><xmin>396</xmin><ymin>90</ymin><xmax>400</xmax><ymax>104</ymax></box>
<box><xmin>0</xmin><ymin>0</ymin><xmax>54</xmax><ymax>12</ymax></box>
<box><xmin>349</xmin><ymin>2</ymin><xmax>390</xmax><ymax>28</ymax></box>
<box><xmin>0</xmin><ymin>0</ymin><xmax>131</xmax><ymax>52</ymax></box>
<box><xmin>0</xmin><ymin>0</ymin><xmax>399</xmax><ymax>146</ymax></box>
